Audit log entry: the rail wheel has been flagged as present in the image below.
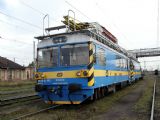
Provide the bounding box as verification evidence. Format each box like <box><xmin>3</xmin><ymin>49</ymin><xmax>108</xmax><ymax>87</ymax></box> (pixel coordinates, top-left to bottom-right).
<box><xmin>97</xmin><ymin>88</ymin><xmax>101</xmax><ymax>99</ymax></box>
<box><xmin>102</xmin><ymin>87</ymin><xmax>105</xmax><ymax>97</ymax></box>
<box><xmin>93</xmin><ymin>89</ymin><xmax>98</xmax><ymax>100</ymax></box>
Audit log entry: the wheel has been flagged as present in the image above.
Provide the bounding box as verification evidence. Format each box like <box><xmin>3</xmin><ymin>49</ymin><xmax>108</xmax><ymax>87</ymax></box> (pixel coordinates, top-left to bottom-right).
<box><xmin>102</xmin><ymin>87</ymin><xmax>105</xmax><ymax>97</ymax></box>
<box><xmin>98</xmin><ymin>88</ymin><xmax>101</xmax><ymax>99</ymax></box>
<box><xmin>93</xmin><ymin>89</ymin><xmax>98</xmax><ymax>100</ymax></box>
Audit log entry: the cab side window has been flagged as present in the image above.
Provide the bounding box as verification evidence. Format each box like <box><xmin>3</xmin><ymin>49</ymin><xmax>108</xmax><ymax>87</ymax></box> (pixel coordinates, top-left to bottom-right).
<box><xmin>97</xmin><ymin>47</ymin><xmax>106</xmax><ymax>66</ymax></box>
<box><xmin>116</xmin><ymin>55</ymin><xmax>121</xmax><ymax>67</ymax></box>
<box><xmin>93</xmin><ymin>44</ymin><xmax>96</xmax><ymax>63</ymax></box>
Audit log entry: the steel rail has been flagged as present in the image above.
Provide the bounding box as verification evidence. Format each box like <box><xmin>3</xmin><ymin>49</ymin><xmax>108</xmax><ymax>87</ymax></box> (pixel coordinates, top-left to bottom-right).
<box><xmin>11</xmin><ymin>105</ymin><xmax>61</xmax><ymax>120</ymax></box>
<box><xmin>150</xmin><ymin>78</ymin><xmax>156</xmax><ymax>120</ymax></box>
<box><xmin>0</xmin><ymin>94</ymin><xmax>39</xmax><ymax>106</ymax></box>
<box><xmin>0</xmin><ymin>89</ymin><xmax>34</xmax><ymax>95</ymax></box>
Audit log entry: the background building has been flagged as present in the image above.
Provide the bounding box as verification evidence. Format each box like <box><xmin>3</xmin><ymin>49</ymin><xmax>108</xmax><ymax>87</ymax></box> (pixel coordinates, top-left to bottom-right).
<box><xmin>0</xmin><ymin>56</ymin><xmax>34</xmax><ymax>81</ymax></box>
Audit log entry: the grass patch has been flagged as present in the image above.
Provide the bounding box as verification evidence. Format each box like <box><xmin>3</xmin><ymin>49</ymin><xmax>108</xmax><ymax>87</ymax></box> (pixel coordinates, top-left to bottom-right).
<box><xmin>0</xmin><ymin>90</ymin><xmax>35</xmax><ymax>100</ymax></box>
<box><xmin>0</xmin><ymin>81</ymin><xmax>36</xmax><ymax>99</ymax></box>
<box><xmin>0</xmin><ymin>80</ymin><xmax>36</xmax><ymax>87</ymax></box>
<box><xmin>154</xmin><ymin>76</ymin><xmax>160</xmax><ymax>119</ymax></box>
<box><xmin>27</xmin><ymin>80</ymin><xmax>144</xmax><ymax>120</ymax></box>
<box><xmin>0</xmin><ymin>80</ymin><xmax>36</xmax><ymax>92</ymax></box>
<box><xmin>134</xmin><ymin>76</ymin><xmax>155</xmax><ymax>120</ymax></box>
<box><xmin>1</xmin><ymin>78</ymin><xmax>151</xmax><ymax>120</ymax></box>
<box><xmin>0</xmin><ymin>99</ymin><xmax>50</xmax><ymax>120</ymax></box>
<box><xmin>0</xmin><ymin>84</ymin><xmax>34</xmax><ymax>92</ymax></box>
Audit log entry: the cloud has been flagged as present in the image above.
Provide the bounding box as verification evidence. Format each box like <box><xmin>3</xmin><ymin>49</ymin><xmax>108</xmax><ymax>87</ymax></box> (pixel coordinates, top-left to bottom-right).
<box><xmin>0</xmin><ymin>0</ymin><xmax>159</xmax><ymax>69</ymax></box>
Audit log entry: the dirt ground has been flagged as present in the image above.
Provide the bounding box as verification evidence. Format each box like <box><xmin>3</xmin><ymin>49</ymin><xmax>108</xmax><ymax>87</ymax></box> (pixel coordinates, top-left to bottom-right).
<box><xmin>25</xmin><ymin>76</ymin><xmax>153</xmax><ymax>120</ymax></box>
<box><xmin>1</xmin><ymin>76</ymin><xmax>154</xmax><ymax>120</ymax></box>
<box><xmin>94</xmin><ymin>79</ymin><xmax>148</xmax><ymax>120</ymax></box>
<box><xmin>155</xmin><ymin>76</ymin><xmax>160</xmax><ymax>120</ymax></box>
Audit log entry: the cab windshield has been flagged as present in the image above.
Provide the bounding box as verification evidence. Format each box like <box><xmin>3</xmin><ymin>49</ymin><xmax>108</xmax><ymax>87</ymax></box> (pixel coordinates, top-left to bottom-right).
<box><xmin>60</xmin><ymin>43</ymin><xmax>89</xmax><ymax>66</ymax></box>
<box><xmin>37</xmin><ymin>47</ymin><xmax>58</xmax><ymax>68</ymax></box>
<box><xmin>37</xmin><ymin>43</ymin><xmax>89</xmax><ymax>68</ymax></box>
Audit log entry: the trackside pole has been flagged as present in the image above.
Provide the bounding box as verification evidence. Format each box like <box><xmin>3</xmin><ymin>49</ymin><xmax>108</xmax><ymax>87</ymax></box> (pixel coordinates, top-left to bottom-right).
<box><xmin>33</xmin><ymin>41</ymin><xmax>36</xmax><ymax>72</ymax></box>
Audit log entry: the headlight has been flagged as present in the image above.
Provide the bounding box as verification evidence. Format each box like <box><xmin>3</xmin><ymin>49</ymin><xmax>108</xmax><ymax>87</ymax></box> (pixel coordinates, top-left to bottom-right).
<box><xmin>76</xmin><ymin>70</ymin><xmax>88</xmax><ymax>77</ymax></box>
<box><xmin>41</xmin><ymin>74</ymin><xmax>45</xmax><ymax>78</ymax></box>
<box><xmin>83</xmin><ymin>71</ymin><xmax>88</xmax><ymax>76</ymax></box>
<box><xmin>35</xmin><ymin>73</ymin><xmax>39</xmax><ymax>78</ymax></box>
<box><xmin>35</xmin><ymin>72</ymin><xmax>45</xmax><ymax>79</ymax></box>
<box><xmin>76</xmin><ymin>71</ymin><xmax>81</xmax><ymax>76</ymax></box>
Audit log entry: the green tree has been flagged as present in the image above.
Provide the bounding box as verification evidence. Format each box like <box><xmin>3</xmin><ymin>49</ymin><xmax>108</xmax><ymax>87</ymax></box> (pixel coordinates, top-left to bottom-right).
<box><xmin>28</xmin><ymin>61</ymin><xmax>35</xmax><ymax>67</ymax></box>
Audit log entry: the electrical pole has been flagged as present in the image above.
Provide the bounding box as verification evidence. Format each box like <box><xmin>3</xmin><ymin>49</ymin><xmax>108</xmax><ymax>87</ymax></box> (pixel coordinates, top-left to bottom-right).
<box><xmin>144</xmin><ymin>61</ymin><xmax>146</xmax><ymax>71</ymax></box>
<box><xmin>33</xmin><ymin>41</ymin><xmax>36</xmax><ymax>72</ymax></box>
<box><xmin>157</xmin><ymin>0</ymin><xmax>159</xmax><ymax>47</ymax></box>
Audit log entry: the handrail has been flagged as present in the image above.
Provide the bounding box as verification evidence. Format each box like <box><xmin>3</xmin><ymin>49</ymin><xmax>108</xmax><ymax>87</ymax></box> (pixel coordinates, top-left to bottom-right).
<box><xmin>43</xmin><ymin>14</ymin><xmax>49</xmax><ymax>36</ymax></box>
<box><xmin>68</xmin><ymin>10</ymin><xmax>76</xmax><ymax>32</ymax></box>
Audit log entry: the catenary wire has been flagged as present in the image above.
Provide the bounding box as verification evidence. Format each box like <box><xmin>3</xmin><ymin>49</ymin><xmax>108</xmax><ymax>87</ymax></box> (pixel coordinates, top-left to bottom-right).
<box><xmin>65</xmin><ymin>0</ymin><xmax>93</xmax><ymax>21</ymax></box>
<box><xmin>0</xmin><ymin>10</ymin><xmax>42</xmax><ymax>30</ymax></box>
<box><xmin>18</xmin><ymin>0</ymin><xmax>60</xmax><ymax>23</ymax></box>
<box><xmin>0</xmin><ymin>36</ymin><xmax>33</xmax><ymax>45</ymax></box>
<box><xmin>0</xmin><ymin>19</ymin><xmax>41</xmax><ymax>33</ymax></box>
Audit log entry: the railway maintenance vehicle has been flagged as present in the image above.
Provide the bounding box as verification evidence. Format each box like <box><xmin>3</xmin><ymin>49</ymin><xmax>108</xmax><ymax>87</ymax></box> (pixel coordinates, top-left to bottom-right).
<box><xmin>35</xmin><ymin>13</ymin><xmax>142</xmax><ymax>104</ymax></box>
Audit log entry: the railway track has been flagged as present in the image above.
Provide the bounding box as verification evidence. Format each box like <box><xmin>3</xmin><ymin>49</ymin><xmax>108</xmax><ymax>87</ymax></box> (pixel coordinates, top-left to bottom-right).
<box><xmin>11</xmin><ymin>105</ymin><xmax>61</xmax><ymax>120</ymax></box>
<box><xmin>0</xmin><ymin>89</ymin><xmax>34</xmax><ymax>95</ymax></box>
<box><xmin>150</xmin><ymin>76</ymin><xmax>160</xmax><ymax>120</ymax></box>
<box><xmin>150</xmin><ymin>78</ymin><xmax>156</xmax><ymax>120</ymax></box>
<box><xmin>0</xmin><ymin>94</ymin><xmax>40</xmax><ymax>106</ymax></box>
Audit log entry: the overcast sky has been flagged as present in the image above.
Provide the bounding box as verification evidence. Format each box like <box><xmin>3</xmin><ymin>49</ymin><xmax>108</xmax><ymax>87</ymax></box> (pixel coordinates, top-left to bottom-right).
<box><xmin>0</xmin><ymin>0</ymin><xmax>159</xmax><ymax>70</ymax></box>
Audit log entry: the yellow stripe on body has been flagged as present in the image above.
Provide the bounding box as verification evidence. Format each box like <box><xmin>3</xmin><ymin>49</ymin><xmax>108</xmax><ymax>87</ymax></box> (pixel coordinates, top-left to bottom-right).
<box><xmin>94</xmin><ymin>70</ymin><xmax>106</xmax><ymax>76</ymax></box>
<box><xmin>43</xmin><ymin>70</ymin><xmax>84</xmax><ymax>79</ymax></box>
<box><xmin>37</xmin><ymin>70</ymin><xmax>134</xmax><ymax>79</ymax></box>
<box><xmin>94</xmin><ymin>70</ymin><xmax>129</xmax><ymax>76</ymax></box>
<box><xmin>133</xmin><ymin>72</ymin><xmax>141</xmax><ymax>75</ymax></box>
<box><xmin>109</xmin><ymin>71</ymin><xmax>129</xmax><ymax>76</ymax></box>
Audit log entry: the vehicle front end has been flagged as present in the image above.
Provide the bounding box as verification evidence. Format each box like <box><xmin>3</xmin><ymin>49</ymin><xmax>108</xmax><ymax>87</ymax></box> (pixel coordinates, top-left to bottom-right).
<box><xmin>35</xmin><ymin>34</ymin><xmax>95</xmax><ymax>104</ymax></box>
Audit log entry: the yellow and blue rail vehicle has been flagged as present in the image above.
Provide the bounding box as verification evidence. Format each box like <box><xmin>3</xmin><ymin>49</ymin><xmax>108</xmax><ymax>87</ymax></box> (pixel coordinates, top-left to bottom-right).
<box><xmin>34</xmin><ymin>18</ymin><xmax>142</xmax><ymax>104</ymax></box>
